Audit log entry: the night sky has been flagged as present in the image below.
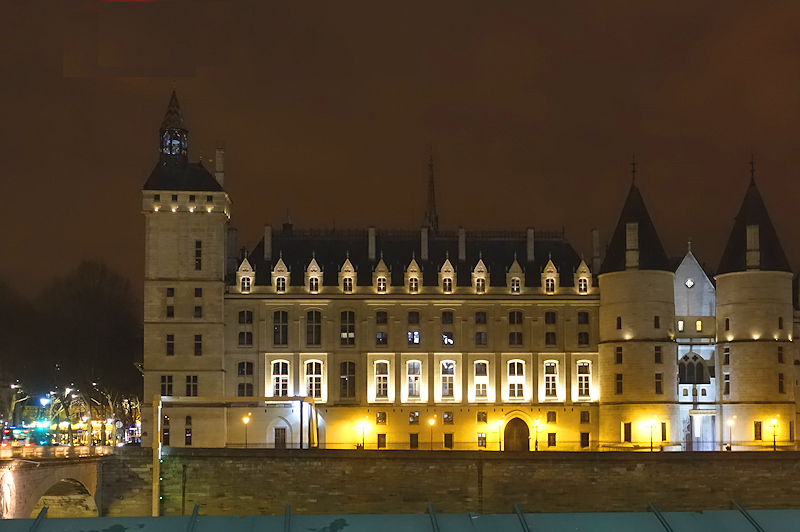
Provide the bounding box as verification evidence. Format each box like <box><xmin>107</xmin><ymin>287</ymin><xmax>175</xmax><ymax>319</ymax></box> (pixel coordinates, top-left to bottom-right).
<box><xmin>4</xmin><ymin>1</ymin><xmax>800</xmax><ymax>297</ymax></box>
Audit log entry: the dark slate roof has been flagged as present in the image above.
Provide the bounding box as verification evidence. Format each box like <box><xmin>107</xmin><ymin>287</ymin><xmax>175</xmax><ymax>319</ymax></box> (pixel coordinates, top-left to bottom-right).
<box><xmin>143</xmin><ymin>160</ymin><xmax>224</xmax><ymax>192</ymax></box>
<box><xmin>247</xmin><ymin>228</ymin><xmax>584</xmax><ymax>288</ymax></box>
<box><xmin>160</xmin><ymin>90</ymin><xmax>186</xmax><ymax>131</ymax></box>
<box><xmin>717</xmin><ymin>179</ymin><xmax>791</xmax><ymax>275</ymax></box>
<box><xmin>599</xmin><ymin>182</ymin><xmax>671</xmax><ymax>274</ymax></box>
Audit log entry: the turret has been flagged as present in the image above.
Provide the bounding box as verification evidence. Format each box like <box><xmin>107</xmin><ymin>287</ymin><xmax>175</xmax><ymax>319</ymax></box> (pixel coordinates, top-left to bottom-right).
<box><xmin>597</xmin><ymin>171</ymin><xmax>678</xmax><ymax>449</ymax></box>
<box><xmin>715</xmin><ymin>169</ymin><xmax>793</xmax><ymax>448</ymax></box>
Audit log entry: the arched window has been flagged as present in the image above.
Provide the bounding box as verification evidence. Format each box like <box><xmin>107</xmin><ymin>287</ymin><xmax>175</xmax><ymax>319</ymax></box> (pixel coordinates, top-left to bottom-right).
<box><xmin>272</xmin><ymin>361</ymin><xmax>289</xmax><ymax>396</ymax></box>
<box><xmin>241</xmin><ymin>276</ymin><xmax>251</xmax><ymax>292</ymax></box>
<box><xmin>375</xmin><ymin>361</ymin><xmax>389</xmax><ymax>398</ymax></box>
<box><xmin>239</xmin><ymin>310</ymin><xmax>253</xmax><ymax>324</ymax></box>
<box><xmin>508</xmin><ymin>360</ymin><xmax>524</xmax><ymax>399</ymax></box>
<box><xmin>340</xmin><ymin>311</ymin><xmax>356</xmax><ymax>346</ymax></box>
<box><xmin>441</xmin><ymin>361</ymin><xmax>455</xmax><ymax>398</ymax></box>
<box><xmin>307</xmin><ymin>311</ymin><xmax>322</xmax><ymax>346</ymax></box>
<box><xmin>305</xmin><ymin>361</ymin><xmax>322</xmax><ymax>398</ymax></box>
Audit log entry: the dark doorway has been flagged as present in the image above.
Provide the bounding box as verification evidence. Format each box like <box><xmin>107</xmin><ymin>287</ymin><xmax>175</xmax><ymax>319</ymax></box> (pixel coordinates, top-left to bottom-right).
<box><xmin>504</xmin><ymin>418</ymin><xmax>529</xmax><ymax>451</ymax></box>
<box><xmin>275</xmin><ymin>427</ymin><xmax>286</xmax><ymax>449</ymax></box>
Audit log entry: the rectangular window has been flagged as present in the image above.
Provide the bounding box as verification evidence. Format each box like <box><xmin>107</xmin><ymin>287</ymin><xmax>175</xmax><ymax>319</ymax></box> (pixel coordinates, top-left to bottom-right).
<box><xmin>545</xmin><ymin>278</ymin><xmax>555</xmax><ymax>293</ymax></box>
<box><xmin>305</xmin><ymin>361</ymin><xmax>322</xmax><ymax>398</ymax></box>
<box><xmin>340</xmin><ymin>361</ymin><xmax>356</xmax><ymax>398</ymax></box>
<box><xmin>442</xmin><ymin>311</ymin><xmax>454</xmax><ymax>324</ymax></box>
<box><xmin>655</xmin><ymin>373</ymin><xmax>663</xmax><ymax>394</ymax></box>
<box><xmin>509</xmin><ymin>383</ymin><xmax>523</xmax><ymax>398</ymax></box>
<box><xmin>444</xmin><ymin>433</ymin><xmax>454</xmax><ymax>449</ymax></box>
<box><xmin>578</xmin><ymin>332</ymin><xmax>589</xmax><ymax>346</ymax></box>
<box><xmin>477</xmin><ymin>411</ymin><xmax>487</xmax><ymax>423</ymax></box>
<box><xmin>185</xmin><ymin>428</ymin><xmax>192</xmax><ymax>446</ymax></box>
<box><xmin>615</xmin><ymin>374</ymin><xmax>623</xmax><ymax>394</ymax></box>
<box><xmin>275</xmin><ymin>277</ymin><xmax>286</xmax><ymax>293</ymax></box>
<box><xmin>237</xmin><ymin>383</ymin><xmax>254</xmax><ymax>397</ymax></box>
<box><xmin>238</xmin><ymin>361</ymin><xmax>254</xmax><ymax>376</ymax></box>
<box><xmin>661</xmin><ymin>422</ymin><xmax>667</xmax><ymax>442</ymax></box>
<box><xmin>577</xmin><ymin>362</ymin><xmax>590</xmax><ymax>398</ymax></box>
<box><xmin>616</xmin><ymin>316</ymin><xmax>622</xmax><ymax>330</ymax></box>
<box><xmin>172</xmin><ymin>194</ymin><xmax>178</xmax><ymax>201</ymax></box>
<box><xmin>237</xmin><ymin>331</ymin><xmax>253</xmax><ymax>346</ymax></box>
<box><xmin>377</xmin><ymin>277</ymin><xmax>387</xmax><ymax>293</ymax></box>
<box><xmin>194</xmin><ymin>306</ymin><xmax>202</xmax><ymax>318</ymax></box>
<box><xmin>375</xmin><ymin>362</ymin><xmax>389</xmax><ymax>398</ymax></box>
<box><xmin>580</xmin><ymin>433</ymin><xmax>589</xmax><ymax>448</ymax></box>
<box><xmin>723</xmin><ymin>374</ymin><xmax>730</xmax><ymax>395</ymax></box>
<box><xmin>441</xmin><ymin>362</ymin><xmax>455</xmax><ymax>397</ymax></box>
<box><xmin>442</xmin><ymin>332</ymin><xmax>454</xmax><ymax>346</ymax></box>
<box><xmin>377</xmin><ymin>433</ymin><xmax>386</xmax><ymax>449</ymax></box>
<box><xmin>407</xmin><ymin>362</ymin><xmax>421</xmax><ymax>398</ymax></box>
<box><xmin>241</xmin><ymin>277</ymin><xmax>251</xmax><ymax>292</ymax></box>
<box><xmin>206</xmin><ymin>195</ymin><xmax>213</xmax><ymax>202</ymax></box>
<box><xmin>508</xmin><ymin>332</ymin><xmax>523</xmax><ymax>346</ymax></box>
<box><xmin>239</xmin><ymin>310</ymin><xmax>253</xmax><ymax>324</ymax></box>
<box><xmin>779</xmin><ymin>317</ymin><xmax>784</xmax><ymax>330</ymax></box>
<box><xmin>306</xmin><ymin>311</ymin><xmax>322</xmax><ymax>346</ymax></box>
<box><xmin>511</xmin><ymin>277</ymin><xmax>520</xmax><ymax>293</ymax></box>
<box><xmin>477</xmin><ymin>433</ymin><xmax>487</xmax><ymax>448</ymax></box>
<box><xmin>194</xmin><ymin>335</ymin><xmax>202</xmax><ymax>356</ymax></box>
<box><xmin>343</xmin><ymin>277</ymin><xmax>353</xmax><ymax>292</ymax></box>
<box><xmin>545</xmin><ymin>331</ymin><xmax>556</xmax><ymax>345</ymax></box>
<box><xmin>677</xmin><ymin>320</ymin><xmax>684</xmax><ymax>332</ymax></box>
<box><xmin>547</xmin><ymin>433</ymin><xmax>556</xmax><ymax>447</ymax></box>
<box><xmin>754</xmin><ymin>421</ymin><xmax>762</xmax><ymax>441</ymax></box>
<box><xmin>376</xmin><ymin>412</ymin><xmax>386</xmax><ymax>424</ymax></box>
<box><xmin>615</xmin><ymin>346</ymin><xmax>622</xmax><ymax>364</ymax></box>
<box><xmin>162</xmin><ymin>416</ymin><xmax>170</xmax><ymax>446</ymax></box>
<box><xmin>623</xmin><ymin>422</ymin><xmax>632</xmax><ymax>443</ymax></box>
<box><xmin>166</xmin><ymin>287</ymin><xmax>174</xmax><ymax>297</ymax></box>
<box><xmin>580</xmin><ymin>411</ymin><xmax>590</xmax><ymax>423</ymax></box>
<box><xmin>409</xmin><ymin>411</ymin><xmax>419</xmax><ymax>424</ymax></box>
<box><xmin>273</xmin><ymin>361</ymin><xmax>289</xmax><ymax>396</ymax></box>
<box><xmin>160</xmin><ymin>375</ymin><xmax>173</xmax><ymax>396</ymax></box>
<box><xmin>185</xmin><ymin>375</ymin><xmax>198</xmax><ymax>396</ymax></box>
<box><xmin>475</xmin><ymin>362</ymin><xmax>487</xmax><ymax>376</ymax></box>
<box><xmin>654</xmin><ymin>346</ymin><xmax>662</xmax><ymax>364</ymax></box>
<box><xmin>273</xmin><ymin>311</ymin><xmax>288</xmax><ymax>346</ymax></box>
<box><xmin>408</xmin><ymin>277</ymin><xmax>419</xmax><ymax>293</ymax></box>
<box><xmin>166</xmin><ymin>334</ymin><xmax>174</xmax><ymax>356</ymax></box>
<box><xmin>443</xmin><ymin>411</ymin><xmax>454</xmax><ymax>425</ymax></box>
<box><xmin>189</xmin><ymin>194</ymin><xmax>195</xmax><ymax>202</ymax></box>
<box><xmin>546</xmin><ymin>411</ymin><xmax>557</xmax><ymax>423</ymax></box>
<box><xmin>544</xmin><ymin>362</ymin><xmax>557</xmax><ymax>397</ymax></box>
<box><xmin>194</xmin><ymin>287</ymin><xmax>202</xmax><ymax>297</ymax></box>
<box><xmin>475</xmin><ymin>332</ymin><xmax>487</xmax><ymax>346</ymax></box>
<box><xmin>167</xmin><ymin>305</ymin><xmax>174</xmax><ymax>318</ymax></box>
<box><xmin>723</xmin><ymin>346</ymin><xmax>730</xmax><ymax>365</ymax></box>
<box><xmin>578</xmin><ymin>278</ymin><xmax>588</xmax><ymax>293</ymax></box>
<box><xmin>578</xmin><ymin>311</ymin><xmax>589</xmax><ymax>324</ymax></box>
<box><xmin>509</xmin><ymin>311</ymin><xmax>523</xmax><ymax>324</ymax></box>
<box><xmin>545</xmin><ymin>311</ymin><xmax>556</xmax><ymax>324</ymax></box>
<box><xmin>779</xmin><ymin>373</ymin><xmax>785</xmax><ymax>394</ymax></box>
<box><xmin>194</xmin><ymin>241</ymin><xmax>202</xmax><ymax>270</ymax></box>
<box><xmin>475</xmin><ymin>383</ymin><xmax>487</xmax><ymax>397</ymax></box>
<box><xmin>407</xmin><ymin>331</ymin><xmax>420</xmax><ymax>345</ymax></box>
<box><xmin>654</xmin><ymin>315</ymin><xmax>660</xmax><ymax>329</ymax></box>
<box><xmin>476</xmin><ymin>278</ymin><xmax>485</xmax><ymax>293</ymax></box>
<box><xmin>154</xmin><ymin>194</ymin><xmax>161</xmax><ymax>201</ymax></box>
<box><xmin>409</xmin><ymin>433</ymin><xmax>419</xmax><ymax>449</ymax></box>
<box><xmin>408</xmin><ymin>311</ymin><xmax>420</xmax><ymax>324</ymax></box>
<box><xmin>340</xmin><ymin>311</ymin><xmax>356</xmax><ymax>346</ymax></box>
<box><xmin>309</xmin><ymin>277</ymin><xmax>319</xmax><ymax>292</ymax></box>
<box><xmin>475</xmin><ymin>311</ymin><xmax>487</xmax><ymax>324</ymax></box>
<box><xmin>376</xmin><ymin>311</ymin><xmax>388</xmax><ymax>324</ymax></box>
<box><xmin>695</xmin><ymin>320</ymin><xmax>703</xmax><ymax>332</ymax></box>
<box><xmin>376</xmin><ymin>332</ymin><xmax>388</xmax><ymax>346</ymax></box>
<box><xmin>778</xmin><ymin>346</ymin><xmax>784</xmax><ymax>363</ymax></box>
<box><xmin>443</xmin><ymin>278</ymin><xmax>453</xmax><ymax>293</ymax></box>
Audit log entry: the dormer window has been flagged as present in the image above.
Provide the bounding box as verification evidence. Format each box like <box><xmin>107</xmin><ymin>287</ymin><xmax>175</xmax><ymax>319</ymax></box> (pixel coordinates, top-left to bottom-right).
<box><xmin>343</xmin><ymin>278</ymin><xmax>353</xmax><ymax>293</ymax></box>
<box><xmin>443</xmin><ymin>278</ymin><xmax>453</xmax><ymax>293</ymax></box>
<box><xmin>241</xmin><ymin>277</ymin><xmax>251</xmax><ymax>293</ymax></box>
<box><xmin>545</xmin><ymin>278</ymin><xmax>555</xmax><ymax>294</ymax></box>
<box><xmin>377</xmin><ymin>277</ymin><xmax>387</xmax><ymax>293</ymax></box>
<box><xmin>476</xmin><ymin>278</ymin><xmax>485</xmax><ymax>293</ymax></box>
<box><xmin>309</xmin><ymin>278</ymin><xmax>319</xmax><ymax>293</ymax></box>
<box><xmin>578</xmin><ymin>278</ymin><xmax>588</xmax><ymax>294</ymax></box>
<box><xmin>511</xmin><ymin>277</ymin><xmax>520</xmax><ymax>293</ymax></box>
<box><xmin>236</xmin><ymin>257</ymin><xmax>254</xmax><ymax>294</ymax></box>
<box><xmin>276</xmin><ymin>277</ymin><xmax>286</xmax><ymax>293</ymax></box>
<box><xmin>409</xmin><ymin>277</ymin><xmax>419</xmax><ymax>293</ymax></box>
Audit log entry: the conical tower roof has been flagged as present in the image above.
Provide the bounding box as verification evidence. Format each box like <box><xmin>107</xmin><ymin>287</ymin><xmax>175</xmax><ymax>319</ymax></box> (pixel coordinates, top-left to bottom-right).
<box><xmin>160</xmin><ymin>90</ymin><xmax>186</xmax><ymax>131</ymax></box>
<box><xmin>717</xmin><ymin>178</ymin><xmax>791</xmax><ymax>275</ymax></box>
<box><xmin>599</xmin><ymin>182</ymin><xmax>671</xmax><ymax>274</ymax></box>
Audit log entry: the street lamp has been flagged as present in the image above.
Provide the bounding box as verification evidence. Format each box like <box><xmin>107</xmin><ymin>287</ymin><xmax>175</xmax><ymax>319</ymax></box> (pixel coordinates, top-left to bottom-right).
<box><xmin>242</xmin><ymin>413</ymin><xmax>250</xmax><ymax>449</ymax></box>
<box><xmin>726</xmin><ymin>418</ymin><xmax>735</xmax><ymax>451</ymax></box>
<box><xmin>771</xmin><ymin>418</ymin><xmax>778</xmax><ymax>451</ymax></box>
<box><xmin>429</xmin><ymin>418</ymin><xmax>436</xmax><ymax>450</ymax></box>
<box><xmin>534</xmin><ymin>420</ymin><xmax>539</xmax><ymax>451</ymax></box>
<box><xmin>357</xmin><ymin>420</ymin><xmax>367</xmax><ymax>449</ymax></box>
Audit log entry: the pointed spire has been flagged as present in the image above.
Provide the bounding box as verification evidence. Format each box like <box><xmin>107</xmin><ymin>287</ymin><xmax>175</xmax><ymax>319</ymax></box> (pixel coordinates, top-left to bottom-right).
<box><xmin>423</xmin><ymin>151</ymin><xmax>439</xmax><ymax>232</ymax></box>
<box><xmin>158</xmin><ymin>90</ymin><xmax>188</xmax><ymax>159</ymax></box>
<box><xmin>160</xmin><ymin>90</ymin><xmax>186</xmax><ymax>131</ymax></box>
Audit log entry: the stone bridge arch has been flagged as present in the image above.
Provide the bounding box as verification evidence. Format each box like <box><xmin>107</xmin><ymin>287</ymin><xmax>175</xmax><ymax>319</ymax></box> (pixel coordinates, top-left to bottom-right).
<box><xmin>0</xmin><ymin>458</ymin><xmax>100</xmax><ymax>519</ymax></box>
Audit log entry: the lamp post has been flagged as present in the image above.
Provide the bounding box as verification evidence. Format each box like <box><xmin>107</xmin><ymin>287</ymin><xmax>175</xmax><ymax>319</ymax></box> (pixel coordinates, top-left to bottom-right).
<box><xmin>496</xmin><ymin>420</ymin><xmax>503</xmax><ymax>451</ymax></box>
<box><xmin>429</xmin><ymin>418</ymin><xmax>435</xmax><ymax>450</ymax></box>
<box><xmin>727</xmin><ymin>418</ymin><xmax>734</xmax><ymax>451</ymax></box>
<box><xmin>534</xmin><ymin>419</ymin><xmax>539</xmax><ymax>451</ymax></box>
<box><xmin>649</xmin><ymin>420</ymin><xmax>655</xmax><ymax>452</ymax></box>
<box><xmin>771</xmin><ymin>418</ymin><xmax>778</xmax><ymax>451</ymax></box>
<box><xmin>242</xmin><ymin>413</ymin><xmax>250</xmax><ymax>449</ymax></box>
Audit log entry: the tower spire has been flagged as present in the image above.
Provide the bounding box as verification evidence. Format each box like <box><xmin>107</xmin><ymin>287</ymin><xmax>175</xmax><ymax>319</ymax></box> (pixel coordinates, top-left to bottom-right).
<box><xmin>424</xmin><ymin>151</ymin><xmax>439</xmax><ymax>232</ymax></box>
<box><xmin>159</xmin><ymin>90</ymin><xmax>188</xmax><ymax>160</ymax></box>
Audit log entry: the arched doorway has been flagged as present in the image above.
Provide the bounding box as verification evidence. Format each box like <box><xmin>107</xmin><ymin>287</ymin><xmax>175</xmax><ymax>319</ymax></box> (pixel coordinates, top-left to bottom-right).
<box><xmin>504</xmin><ymin>418</ymin><xmax>530</xmax><ymax>451</ymax></box>
<box><xmin>29</xmin><ymin>479</ymin><xmax>98</xmax><ymax>518</ymax></box>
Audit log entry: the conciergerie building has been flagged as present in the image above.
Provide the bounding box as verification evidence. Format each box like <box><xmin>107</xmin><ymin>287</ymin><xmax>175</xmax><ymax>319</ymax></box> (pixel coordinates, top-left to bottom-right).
<box><xmin>141</xmin><ymin>92</ymin><xmax>798</xmax><ymax>452</ymax></box>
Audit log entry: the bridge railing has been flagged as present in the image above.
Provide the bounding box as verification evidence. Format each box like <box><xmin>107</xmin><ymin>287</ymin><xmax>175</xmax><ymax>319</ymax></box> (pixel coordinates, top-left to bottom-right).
<box><xmin>0</xmin><ymin>445</ymin><xmax>116</xmax><ymax>460</ymax></box>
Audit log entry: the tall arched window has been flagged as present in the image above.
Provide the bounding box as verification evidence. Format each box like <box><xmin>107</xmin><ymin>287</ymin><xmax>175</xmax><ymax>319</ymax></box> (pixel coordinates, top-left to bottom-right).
<box><xmin>307</xmin><ymin>311</ymin><xmax>322</xmax><ymax>346</ymax></box>
<box><xmin>340</xmin><ymin>311</ymin><xmax>356</xmax><ymax>346</ymax></box>
<box><xmin>305</xmin><ymin>361</ymin><xmax>323</xmax><ymax>398</ymax></box>
<box><xmin>272</xmin><ymin>361</ymin><xmax>289</xmax><ymax>396</ymax></box>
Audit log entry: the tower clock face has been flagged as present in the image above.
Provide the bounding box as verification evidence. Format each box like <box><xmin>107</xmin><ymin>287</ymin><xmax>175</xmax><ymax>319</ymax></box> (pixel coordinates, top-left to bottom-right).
<box><xmin>685</xmin><ymin>278</ymin><xmax>695</xmax><ymax>289</ymax></box>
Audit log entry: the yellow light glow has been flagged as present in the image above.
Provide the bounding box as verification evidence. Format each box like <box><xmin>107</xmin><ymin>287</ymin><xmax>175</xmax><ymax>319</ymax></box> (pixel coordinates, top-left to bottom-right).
<box><xmin>242</xmin><ymin>415</ymin><xmax>250</xmax><ymax>425</ymax></box>
<box><xmin>771</xmin><ymin>418</ymin><xmax>777</xmax><ymax>427</ymax></box>
<box><xmin>189</xmin><ymin>207</ymin><xmax>195</xmax><ymax>213</ymax></box>
<box><xmin>534</xmin><ymin>419</ymin><xmax>540</xmax><ymax>427</ymax></box>
<box><xmin>153</xmin><ymin>206</ymin><xmax>159</xmax><ymax>212</ymax></box>
<box><xmin>356</xmin><ymin>420</ymin><xmax>369</xmax><ymax>433</ymax></box>
<box><xmin>429</xmin><ymin>418</ymin><xmax>435</xmax><ymax>426</ymax></box>
<box><xmin>727</xmin><ymin>419</ymin><xmax>735</xmax><ymax>427</ymax></box>
<box><xmin>207</xmin><ymin>206</ymin><xmax>213</xmax><ymax>213</ymax></box>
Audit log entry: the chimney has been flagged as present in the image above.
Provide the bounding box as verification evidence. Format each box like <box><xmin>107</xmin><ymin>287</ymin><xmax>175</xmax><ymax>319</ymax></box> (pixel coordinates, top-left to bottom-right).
<box><xmin>214</xmin><ymin>148</ymin><xmax>225</xmax><ymax>188</ymax></box>
<box><xmin>591</xmin><ymin>228</ymin><xmax>601</xmax><ymax>274</ymax></box>
<box><xmin>526</xmin><ymin>228</ymin><xmax>535</xmax><ymax>262</ymax></box>
<box><xmin>421</xmin><ymin>227</ymin><xmax>429</xmax><ymax>261</ymax></box>
<box><xmin>368</xmin><ymin>227</ymin><xmax>376</xmax><ymax>261</ymax></box>
<box><xmin>264</xmin><ymin>225</ymin><xmax>272</xmax><ymax>261</ymax></box>
<box><xmin>458</xmin><ymin>227</ymin><xmax>466</xmax><ymax>261</ymax></box>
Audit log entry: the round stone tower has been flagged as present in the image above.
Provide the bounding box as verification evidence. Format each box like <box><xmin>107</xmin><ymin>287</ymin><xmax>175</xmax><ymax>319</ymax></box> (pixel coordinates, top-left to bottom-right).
<box><xmin>597</xmin><ymin>180</ymin><xmax>679</xmax><ymax>449</ymax></box>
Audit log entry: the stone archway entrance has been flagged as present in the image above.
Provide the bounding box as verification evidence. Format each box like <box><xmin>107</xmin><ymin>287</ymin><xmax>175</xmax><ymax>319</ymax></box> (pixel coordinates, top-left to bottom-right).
<box><xmin>504</xmin><ymin>418</ymin><xmax>530</xmax><ymax>451</ymax></box>
<box><xmin>29</xmin><ymin>478</ymin><xmax>98</xmax><ymax>518</ymax></box>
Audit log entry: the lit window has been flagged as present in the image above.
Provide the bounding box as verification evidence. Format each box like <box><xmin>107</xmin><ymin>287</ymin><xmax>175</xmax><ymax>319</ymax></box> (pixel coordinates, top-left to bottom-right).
<box><xmin>241</xmin><ymin>277</ymin><xmax>251</xmax><ymax>292</ymax></box>
<box><xmin>272</xmin><ymin>361</ymin><xmax>289</xmax><ymax>396</ymax></box>
<box><xmin>275</xmin><ymin>277</ymin><xmax>286</xmax><ymax>293</ymax></box>
<box><xmin>376</xmin><ymin>332</ymin><xmax>388</xmax><ymax>345</ymax></box>
<box><xmin>309</xmin><ymin>277</ymin><xmax>319</xmax><ymax>293</ymax></box>
<box><xmin>409</xmin><ymin>277</ymin><xmax>419</xmax><ymax>293</ymax></box>
<box><xmin>578</xmin><ymin>278</ymin><xmax>588</xmax><ymax>294</ymax></box>
<box><xmin>443</xmin><ymin>278</ymin><xmax>453</xmax><ymax>293</ymax></box>
<box><xmin>409</xmin><ymin>411</ymin><xmax>419</xmax><ymax>425</ymax></box>
<box><xmin>407</xmin><ymin>331</ymin><xmax>420</xmax><ymax>345</ymax></box>
<box><xmin>375</xmin><ymin>362</ymin><xmax>389</xmax><ymax>398</ymax></box>
<box><xmin>577</xmin><ymin>362</ymin><xmax>590</xmax><ymax>398</ymax></box>
<box><xmin>544</xmin><ymin>362</ymin><xmax>557</xmax><ymax>397</ymax></box>
<box><xmin>377</xmin><ymin>277</ymin><xmax>387</xmax><ymax>293</ymax></box>
<box><xmin>474</xmin><ymin>362</ymin><xmax>488</xmax><ymax>399</ymax></box>
<box><xmin>478</xmin><ymin>433</ymin><xmax>487</xmax><ymax>448</ymax></box>
<box><xmin>442</xmin><ymin>332</ymin><xmax>454</xmax><ymax>346</ymax></box>
<box><xmin>545</xmin><ymin>278</ymin><xmax>555</xmax><ymax>294</ymax></box>
<box><xmin>476</xmin><ymin>278</ymin><xmax>485</xmax><ymax>293</ymax></box>
<box><xmin>511</xmin><ymin>277</ymin><xmax>521</xmax><ymax>293</ymax></box>
<box><xmin>441</xmin><ymin>361</ymin><xmax>455</xmax><ymax>397</ymax></box>
<box><xmin>677</xmin><ymin>320</ymin><xmax>684</xmax><ymax>332</ymax></box>
<box><xmin>508</xmin><ymin>361</ymin><xmax>524</xmax><ymax>399</ymax></box>
<box><xmin>695</xmin><ymin>320</ymin><xmax>702</xmax><ymax>332</ymax></box>
<box><xmin>407</xmin><ymin>361</ymin><xmax>421</xmax><ymax>398</ymax></box>
<box><xmin>305</xmin><ymin>361</ymin><xmax>322</xmax><ymax>398</ymax></box>
<box><xmin>376</xmin><ymin>412</ymin><xmax>386</xmax><ymax>424</ymax></box>
<box><xmin>340</xmin><ymin>311</ymin><xmax>355</xmax><ymax>346</ymax></box>
<box><xmin>343</xmin><ymin>278</ymin><xmax>353</xmax><ymax>293</ymax></box>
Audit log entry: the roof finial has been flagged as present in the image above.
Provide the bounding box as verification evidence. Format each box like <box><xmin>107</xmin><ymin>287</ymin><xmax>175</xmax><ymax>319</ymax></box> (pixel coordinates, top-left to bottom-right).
<box><xmin>630</xmin><ymin>152</ymin><xmax>637</xmax><ymax>184</ymax></box>
<box><xmin>687</xmin><ymin>237</ymin><xmax>692</xmax><ymax>252</ymax></box>
<box><xmin>346</xmin><ymin>250</ymin><xmax>349</xmax><ymax>260</ymax></box>
<box><xmin>749</xmin><ymin>154</ymin><xmax>756</xmax><ymax>185</ymax></box>
<box><xmin>423</xmin><ymin>148</ymin><xmax>439</xmax><ymax>232</ymax></box>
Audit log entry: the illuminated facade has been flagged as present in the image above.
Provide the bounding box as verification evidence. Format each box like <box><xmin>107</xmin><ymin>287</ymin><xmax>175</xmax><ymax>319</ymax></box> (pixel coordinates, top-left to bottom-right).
<box><xmin>141</xmin><ymin>93</ymin><xmax>799</xmax><ymax>451</ymax></box>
